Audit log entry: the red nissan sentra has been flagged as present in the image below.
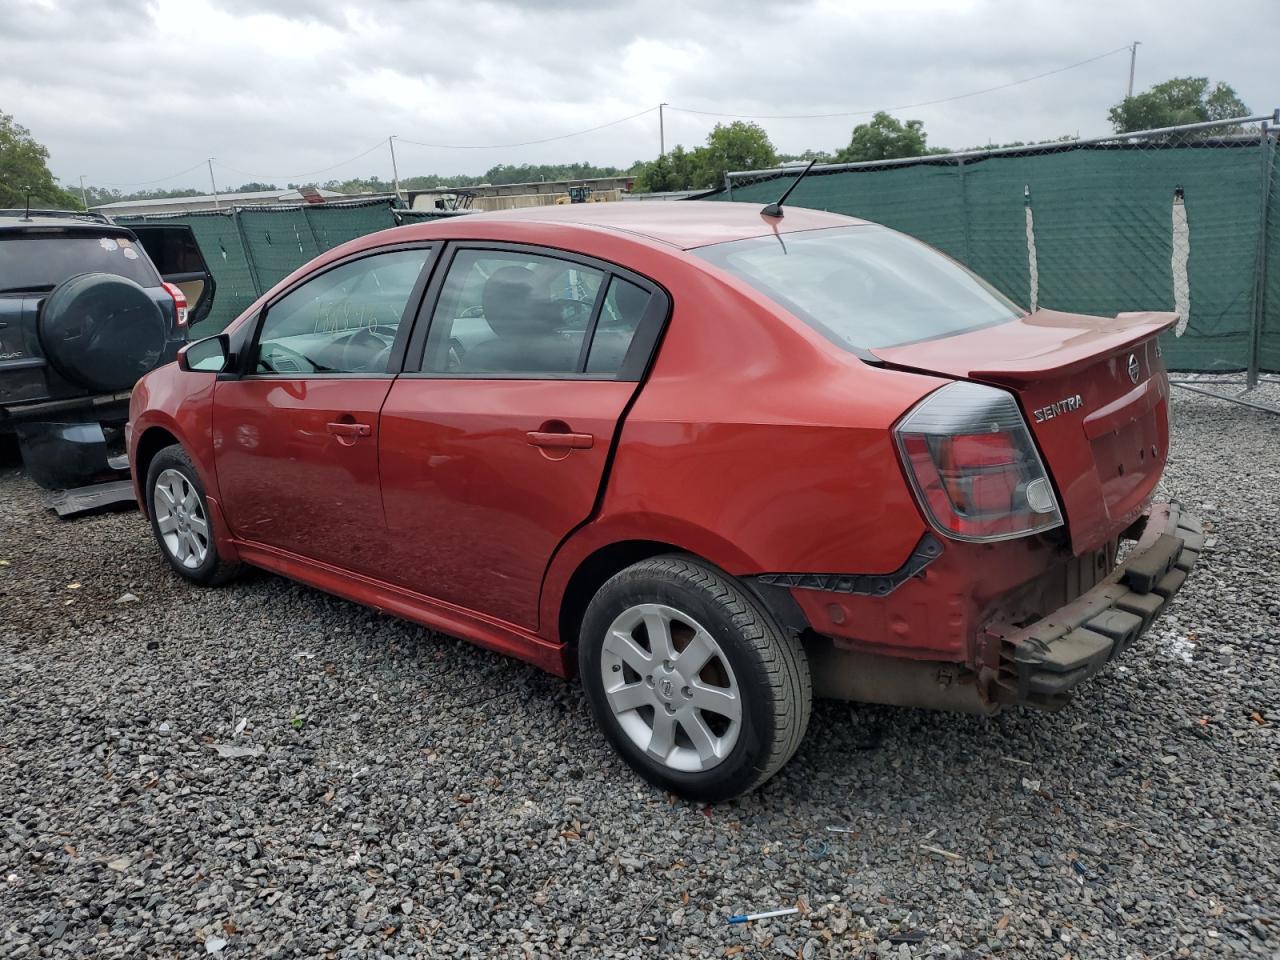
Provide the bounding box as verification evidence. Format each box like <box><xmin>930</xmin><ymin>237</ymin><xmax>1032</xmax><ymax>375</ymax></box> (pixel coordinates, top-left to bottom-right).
<box><xmin>127</xmin><ymin>200</ymin><xmax>1201</xmax><ymax>800</ymax></box>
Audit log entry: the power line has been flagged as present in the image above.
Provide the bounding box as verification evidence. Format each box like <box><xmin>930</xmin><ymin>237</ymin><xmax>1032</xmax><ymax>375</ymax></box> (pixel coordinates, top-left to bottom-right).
<box><xmin>666</xmin><ymin>45</ymin><xmax>1134</xmax><ymax>121</ymax></box>
<box><xmin>93</xmin><ymin>161</ymin><xmax>211</xmax><ymax>188</ymax></box>
<box><xmin>212</xmin><ymin>139</ymin><xmax>389</xmax><ymax>183</ymax></box>
<box><xmin>395</xmin><ymin>106</ymin><xmax>658</xmax><ymax>150</ymax></box>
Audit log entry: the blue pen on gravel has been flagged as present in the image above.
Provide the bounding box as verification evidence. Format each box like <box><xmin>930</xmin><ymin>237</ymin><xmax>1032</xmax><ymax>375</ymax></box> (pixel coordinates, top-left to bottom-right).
<box><xmin>727</xmin><ymin>907</ymin><xmax>799</xmax><ymax>925</ymax></box>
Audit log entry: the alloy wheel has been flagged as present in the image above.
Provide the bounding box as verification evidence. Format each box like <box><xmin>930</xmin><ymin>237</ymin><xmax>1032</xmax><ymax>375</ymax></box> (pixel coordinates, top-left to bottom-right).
<box><xmin>599</xmin><ymin>603</ymin><xmax>742</xmax><ymax>773</ymax></box>
<box><xmin>153</xmin><ymin>468</ymin><xmax>209</xmax><ymax>570</ymax></box>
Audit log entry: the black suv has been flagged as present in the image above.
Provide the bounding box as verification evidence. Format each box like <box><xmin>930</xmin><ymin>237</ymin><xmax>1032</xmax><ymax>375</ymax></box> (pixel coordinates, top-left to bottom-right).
<box><xmin>0</xmin><ymin>210</ymin><xmax>213</xmax><ymax>489</ymax></box>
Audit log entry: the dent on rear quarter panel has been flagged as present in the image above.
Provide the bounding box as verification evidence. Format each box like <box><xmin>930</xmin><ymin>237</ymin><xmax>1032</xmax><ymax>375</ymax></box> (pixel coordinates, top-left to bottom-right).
<box><xmin>587</xmin><ymin>264</ymin><xmax>938</xmax><ymax>578</ymax></box>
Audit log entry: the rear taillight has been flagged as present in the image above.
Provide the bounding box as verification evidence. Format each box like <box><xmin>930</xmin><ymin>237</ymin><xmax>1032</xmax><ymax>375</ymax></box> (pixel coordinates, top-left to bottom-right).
<box><xmin>162</xmin><ymin>281</ymin><xmax>188</xmax><ymax>328</ymax></box>
<box><xmin>895</xmin><ymin>381</ymin><xmax>1063</xmax><ymax>542</ymax></box>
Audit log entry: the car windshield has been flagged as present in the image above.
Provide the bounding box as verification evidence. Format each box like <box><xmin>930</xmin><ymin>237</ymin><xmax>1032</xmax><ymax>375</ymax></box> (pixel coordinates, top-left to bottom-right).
<box><xmin>694</xmin><ymin>224</ymin><xmax>1023</xmax><ymax>350</ymax></box>
<box><xmin>0</xmin><ymin>234</ymin><xmax>160</xmax><ymax>291</ymax></box>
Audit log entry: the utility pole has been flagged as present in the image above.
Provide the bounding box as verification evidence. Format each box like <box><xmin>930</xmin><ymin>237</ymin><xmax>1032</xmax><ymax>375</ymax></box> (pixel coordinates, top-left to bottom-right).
<box><xmin>78</xmin><ymin>175</ymin><xmax>89</xmax><ymax>211</ymax></box>
<box><xmin>389</xmin><ymin>135</ymin><xmax>402</xmax><ymax>203</ymax></box>
<box><xmin>659</xmin><ymin>103</ymin><xmax>668</xmax><ymax>157</ymax></box>
<box><xmin>1127</xmin><ymin>41</ymin><xmax>1141</xmax><ymax>99</ymax></box>
<box><xmin>207</xmin><ymin>159</ymin><xmax>221</xmax><ymax>211</ymax></box>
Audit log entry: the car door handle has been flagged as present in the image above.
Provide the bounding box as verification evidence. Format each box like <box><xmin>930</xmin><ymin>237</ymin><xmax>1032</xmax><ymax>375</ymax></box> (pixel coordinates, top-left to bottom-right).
<box><xmin>527</xmin><ymin>430</ymin><xmax>593</xmax><ymax>450</ymax></box>
<box><xmin>327</xmin><ymin>421</ymin><xmax>372</xmax><ymax>439</ymax></box>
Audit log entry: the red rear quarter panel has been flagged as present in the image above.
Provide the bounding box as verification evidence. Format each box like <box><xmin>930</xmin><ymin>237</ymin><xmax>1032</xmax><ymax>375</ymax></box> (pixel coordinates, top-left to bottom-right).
<box><xmin>539</xmin><ymin>248</ymin><xmax>951</xmax><ymax>638</ymax></box>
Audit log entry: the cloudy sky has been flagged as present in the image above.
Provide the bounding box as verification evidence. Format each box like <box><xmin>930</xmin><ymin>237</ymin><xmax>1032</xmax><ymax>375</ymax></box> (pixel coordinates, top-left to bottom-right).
<box><xmin>1</xmin><ymin>0</ymin><xmax>1275</xmax><ymax>192</ymax></box>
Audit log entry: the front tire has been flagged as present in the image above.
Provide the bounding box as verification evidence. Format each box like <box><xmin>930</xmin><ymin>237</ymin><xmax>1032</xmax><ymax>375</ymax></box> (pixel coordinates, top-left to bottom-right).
<box><xmin>579</xmin><ymin>555</ymin><xmax>811</xmax><ymax>801</ymax></box>
<box><xmin>145</xmin><ymin>445</ymin><xmax>239</xmax><ymax>586</ymax></box>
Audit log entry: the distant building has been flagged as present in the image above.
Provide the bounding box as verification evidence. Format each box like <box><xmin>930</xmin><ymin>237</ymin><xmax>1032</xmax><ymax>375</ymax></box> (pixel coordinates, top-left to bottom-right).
<box><xmin>622</xmin><ymin>189</ymin><xmax>715</xmax><ymax>202</ymax></box>
<box><xmin>407</xmin><ymin>175</ymin><xmax>635</xmax><ymax>213</ymax></box>
<box><xmin>90</xmin><ymin>188</ymin><xmax>348</xmax><ymax>218</ymax></box>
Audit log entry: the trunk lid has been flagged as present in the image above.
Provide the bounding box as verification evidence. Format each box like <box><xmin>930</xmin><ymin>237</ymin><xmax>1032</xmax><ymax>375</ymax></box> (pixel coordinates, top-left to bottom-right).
<box><xmin>874</xmin><ymin>309</ymin><xmax>1176</xmax><ymax>554</ymax></box>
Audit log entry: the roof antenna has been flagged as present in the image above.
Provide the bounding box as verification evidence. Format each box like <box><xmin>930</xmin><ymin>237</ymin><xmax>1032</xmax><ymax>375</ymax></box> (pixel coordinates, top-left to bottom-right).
<box><xmin>761</xmin><ymin>159</ymin><xmax>816</xmax><ymax>218</ymax></box>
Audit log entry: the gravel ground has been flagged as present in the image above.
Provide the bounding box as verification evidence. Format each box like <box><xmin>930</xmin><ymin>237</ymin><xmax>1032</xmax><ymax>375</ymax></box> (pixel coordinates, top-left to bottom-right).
<box><xmin>1</xmin><ymin>385</ymin><xmax>1278</xmax><ymax>960</ymax></box>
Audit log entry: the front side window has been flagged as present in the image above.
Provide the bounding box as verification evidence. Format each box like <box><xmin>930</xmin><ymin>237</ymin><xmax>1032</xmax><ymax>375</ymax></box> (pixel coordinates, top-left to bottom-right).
<box><xmin>255</xmin><ymin>248</ymin><xmax>430</xmax><ymax>375</ymax></box>
<box><xmin>694</xmin><ymin>225</ymin><xmax>1022</xmax><ymax>351</ymax></box>
<box><xmin>423</xmin><ymin>250</ymin><xmax>606</xmax><ymax>376</ymax></box>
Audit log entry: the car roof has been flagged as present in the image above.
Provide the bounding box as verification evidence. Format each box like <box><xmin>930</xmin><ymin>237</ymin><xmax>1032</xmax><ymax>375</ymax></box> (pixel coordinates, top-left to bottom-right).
<box><xmin>450</xmin><ymin>200</ymin><xmax>865</xmax><ymax>250</ymax></box>
<box><xmin>0</xmin><ymin>211</ymin><xmax>133</xmax><ymax>237</ymax></box>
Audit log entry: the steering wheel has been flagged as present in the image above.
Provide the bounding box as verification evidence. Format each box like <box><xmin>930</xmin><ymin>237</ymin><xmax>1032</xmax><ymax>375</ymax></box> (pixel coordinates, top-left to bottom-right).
<box><xmin>549</xmin><ymin>297</ymin><xmax>594</xmax><ymax>330</ymax></box>
<box><xmin>335</xmin><ymin>326</ymin><xmax>395</xmax><ymax>372</ymax></box>
<box><xmin>256</xmin><ymin>340</ymin><xmax>312</xmax><ymax>374</ymax></box>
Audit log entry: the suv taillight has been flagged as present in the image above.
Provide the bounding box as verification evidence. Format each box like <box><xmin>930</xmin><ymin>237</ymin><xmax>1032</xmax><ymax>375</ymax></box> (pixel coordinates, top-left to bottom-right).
<box><xmin>895</xmin><ymin>381</ymin><xmax>1063</xmax><ymax>542</ymax></box>
<box><xmin>162</xmin><ymin>281</ymin><xmax>188</xmax><ymax>327</ymax></box>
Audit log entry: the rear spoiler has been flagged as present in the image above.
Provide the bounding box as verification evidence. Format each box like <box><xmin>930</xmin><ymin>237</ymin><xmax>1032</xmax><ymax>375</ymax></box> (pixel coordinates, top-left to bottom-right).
<box><xmin>871</xmin><ymin>310</ymin><xmax>1178</xmax><ymax>385</ymax></box>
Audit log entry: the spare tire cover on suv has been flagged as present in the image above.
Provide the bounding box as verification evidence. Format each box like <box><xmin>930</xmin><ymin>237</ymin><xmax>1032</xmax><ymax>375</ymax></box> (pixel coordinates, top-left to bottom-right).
<box><xmin>37</xmin><ymin>272</ymin><xmax>166</xmax><ymax>393</ymax></box>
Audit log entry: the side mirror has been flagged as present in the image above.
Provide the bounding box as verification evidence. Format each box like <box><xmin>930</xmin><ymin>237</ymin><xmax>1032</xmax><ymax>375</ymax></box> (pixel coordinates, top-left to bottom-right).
<box><xmin>178</xmin><ymin>333</ymin><xmax>232</xmax><ymax>373</ymax></box>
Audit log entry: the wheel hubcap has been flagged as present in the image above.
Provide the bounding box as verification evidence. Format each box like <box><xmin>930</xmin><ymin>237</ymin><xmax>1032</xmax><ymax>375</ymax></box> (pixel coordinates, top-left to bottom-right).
<box><xmin>153</xmin><ymin>469</ymin><xmax>209</xmax><ymax>570</ymax></box>
<box><xmin>600</xmin><ymin>603</ymin><xmax>742</xmax><ymax>773</ymax></box>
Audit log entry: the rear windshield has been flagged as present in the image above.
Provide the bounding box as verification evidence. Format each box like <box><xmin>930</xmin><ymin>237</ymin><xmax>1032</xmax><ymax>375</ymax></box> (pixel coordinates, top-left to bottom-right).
<box><xmin>0</xmin><ymin>233</ymin><xmax>160</xmax><ymax>292</ymax></box>
<box><xmin>694</xmin><ymin>225</ymin><xmax>1022</xmax><ymax>350</ymax></box>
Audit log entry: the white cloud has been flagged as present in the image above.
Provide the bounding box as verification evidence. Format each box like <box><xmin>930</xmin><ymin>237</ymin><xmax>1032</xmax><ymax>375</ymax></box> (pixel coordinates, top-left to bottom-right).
<box><xmin>0</xmin><ymin>0</ymin><xmax>1273</xmax><ymax>190</ymax></box>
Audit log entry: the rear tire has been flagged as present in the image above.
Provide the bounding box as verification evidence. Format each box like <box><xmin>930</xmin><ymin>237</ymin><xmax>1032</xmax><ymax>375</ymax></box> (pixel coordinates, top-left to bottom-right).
<box><xmin>144</xmin><ymin>444</ymin><xmax>239</xmax><ymax>586</ymax></box>
<box><xmin>579</xmin><ymin>555</ymin><xmax>811</xmax><ymax>801</ymax></box>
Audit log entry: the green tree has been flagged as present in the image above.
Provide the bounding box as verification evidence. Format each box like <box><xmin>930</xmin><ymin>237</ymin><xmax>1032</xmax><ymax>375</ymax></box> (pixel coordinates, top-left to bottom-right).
<box><xmin>834</xmin><ymin>112</ymin><xmax>933</xmax><ymax>163</ymax></box>
<box><xmin>690</xmin><ymin>121</ymin><xmax>777</xmax><ymax>189</ymax></box>
<box><xmin>1108</xmin><ymin>77</ymin><xmax>1249</xmax><ymax>133</ymax></box>
<box><xmin>631</xmin><ymin>145</ymin><xmax>695</xmax><ymax>193</ymax></box>
<box><xmin>631</xmin><ymin>121</ymin><xmax>778</xmax><ymax>193</ymax></box>
<box><xmin>0</xmin><ymin>110</ymin><xmax>81</xmax><ymax>209</ymax></box>
<box><xmin>778</xmin><ymin>149</ymin><xmax>835</xmax><ymax>164</ymax></box>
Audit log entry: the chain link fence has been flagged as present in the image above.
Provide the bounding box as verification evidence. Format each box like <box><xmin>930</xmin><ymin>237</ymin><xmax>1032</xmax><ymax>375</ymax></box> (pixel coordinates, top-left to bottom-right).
<box><xmin>115</xmin><ymin>199</ymin><xmax>464</xmax><ymax>336</ymax></box>
<box><xmin>717</xmin><ymin>112</ymin><xmax>1280</xmax><ymax>377</ymax></box>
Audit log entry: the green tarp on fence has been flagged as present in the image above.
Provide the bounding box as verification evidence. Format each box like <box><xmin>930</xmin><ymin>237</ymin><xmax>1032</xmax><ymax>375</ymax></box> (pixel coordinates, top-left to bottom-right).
<box><xmin>716</xmin><ymin>141</ymin><xmax>1278</xmax><ymax>372</ymax></box>
<box><xmin>117</xmin><ymin>200</ymin><xmax>453</xmax><ymax>336</ymax></box>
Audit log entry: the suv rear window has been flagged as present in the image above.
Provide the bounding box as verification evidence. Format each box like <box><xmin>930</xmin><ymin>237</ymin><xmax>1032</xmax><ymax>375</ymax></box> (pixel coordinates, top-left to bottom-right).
<box><xmin>694</xmin><ymin>225</ymin><xmax>1022</xmax><ymax>350</ymax></box>
<box><xmin>0</xmin><ymin>234</ymin><xmax>160</xmax><ymax>291</ymax></box>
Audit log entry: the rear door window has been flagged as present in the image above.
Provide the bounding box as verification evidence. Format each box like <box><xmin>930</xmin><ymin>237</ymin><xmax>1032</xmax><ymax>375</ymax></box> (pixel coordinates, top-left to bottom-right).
<box><xmin>0</xmin><ymin>234</ymin><xmax>160</xmax><ymax>291</ymax></box>
<box><xmin>694</xmin><ymin>225</ymin><xmax>1022</xmax><ymax>350</ymax></box>
<box><xmin>423</xmin><ymin>249</ymin><xmax>606</xmax><ymax>376</ymax></box>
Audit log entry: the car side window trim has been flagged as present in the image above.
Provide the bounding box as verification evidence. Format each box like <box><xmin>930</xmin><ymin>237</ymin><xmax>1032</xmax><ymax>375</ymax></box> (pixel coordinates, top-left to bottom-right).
<box><xmin>400</xmin><ymin>240</ymin><xmax>671</xmax><ymax>383</ymax></box>
<box><xmin>231</xmin><ymin>241</ymin><xmax>439</xmax><ymax>380</ymax></box>
<box><xmin>572</xmin><ymin>278</ymin><xmax>610</xmax><ymax>374</ymax></box>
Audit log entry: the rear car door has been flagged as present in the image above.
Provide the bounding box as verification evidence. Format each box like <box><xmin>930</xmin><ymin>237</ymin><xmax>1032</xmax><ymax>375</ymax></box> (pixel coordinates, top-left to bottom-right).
<box><xmin>377</xmin><ymin>243</ymin><xmax>667</xmax><ymax>629</ymax></box>
<box><xmin>212</xmin><ymin>245</ymin><xmax>435</xmax><ymax>573</ymax></box>
<box><xmin>127</xmin><ymin>224</ymin><xmax>216</xmax><ymax>328</ymax></box>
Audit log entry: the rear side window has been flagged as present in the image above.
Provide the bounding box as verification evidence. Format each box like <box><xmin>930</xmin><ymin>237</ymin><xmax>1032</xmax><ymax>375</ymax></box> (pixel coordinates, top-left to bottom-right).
<box><xmin>694</xmin><ymin>225</ymin><xmax>1021</xmax><ymax>350</ymax></box>
<box><xmin>586</xmin><ymin>276</ymin><xmax>651</xmax><ymax>374</ymax></box>
<box><xmin>0</xmin><ymin>234</ymin><xmax>160</xmax><ymax>291</ymax></box>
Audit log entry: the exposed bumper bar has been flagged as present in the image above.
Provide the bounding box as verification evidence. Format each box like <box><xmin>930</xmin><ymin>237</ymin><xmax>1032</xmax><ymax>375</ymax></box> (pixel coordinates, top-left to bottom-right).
<box><xmin>986</xmin><ymin>501</ymin><xmax>1202</xmax><ymax>708</ymax></box>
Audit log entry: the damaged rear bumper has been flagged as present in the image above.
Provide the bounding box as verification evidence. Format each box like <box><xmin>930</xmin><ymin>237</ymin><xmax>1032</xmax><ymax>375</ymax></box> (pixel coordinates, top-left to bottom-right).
<box><xmin>984</xmin><ymin>501</ymin><xmax>1202</xmax><ymax>708</ymax></box>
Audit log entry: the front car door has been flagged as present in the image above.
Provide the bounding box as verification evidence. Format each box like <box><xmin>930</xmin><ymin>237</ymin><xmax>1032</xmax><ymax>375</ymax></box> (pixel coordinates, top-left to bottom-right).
<box><xmin>377</xmin><ymin>243</ymin><xmax>667</xmax><ymax>630</ymax></box>
<box><xmin>213</xmin><ymin>245</ymin><xmax>435</xmax><ymax>574</ymax></box>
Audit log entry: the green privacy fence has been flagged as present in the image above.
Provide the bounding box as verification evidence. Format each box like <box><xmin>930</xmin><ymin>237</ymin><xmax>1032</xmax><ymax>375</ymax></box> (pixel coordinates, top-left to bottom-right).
<box><xmin>717</xmin><ymin>115</ymin><xmax>1279</xmax><ymax>374</ymax></box>
<box><xmin>117</xmin><ymin>199</ymin><xmax>459</xmax><ymax>336</ymax></box>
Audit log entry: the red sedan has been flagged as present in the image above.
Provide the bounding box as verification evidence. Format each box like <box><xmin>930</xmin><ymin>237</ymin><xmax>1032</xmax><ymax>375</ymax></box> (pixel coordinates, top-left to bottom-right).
<box><xmin>128</xmin><ymin>201</ymin><xmax>1202</xmax><ymax>800</ymax></box>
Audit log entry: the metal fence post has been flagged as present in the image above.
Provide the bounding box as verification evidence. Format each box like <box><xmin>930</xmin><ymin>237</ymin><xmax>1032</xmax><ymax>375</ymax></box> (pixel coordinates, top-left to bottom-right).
<box><xmin>724</xmin><ymin>172</ymin><xmax>734</xmax><ymax>201</ymax></box>
<box><xmin>300</xmin><ymin>205</ymin><xmax>324</xmax><ymax>252</ymax></box>
<box><xmin>233</xmin><ymin>207</ymin><xmax>264</xmax><ymax>298</ymax></box>
<box><xmin>1248</xmin><ymin>121</ymin><xmax>1275</xmax><ymax>389</ymax></box>
<box><xmin>957</xmin><ymin>157</ymin><xmax>972</xmax><ymax>264</ymax></box>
